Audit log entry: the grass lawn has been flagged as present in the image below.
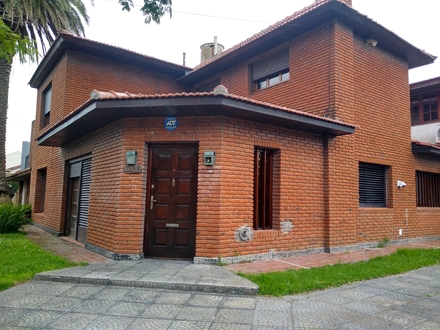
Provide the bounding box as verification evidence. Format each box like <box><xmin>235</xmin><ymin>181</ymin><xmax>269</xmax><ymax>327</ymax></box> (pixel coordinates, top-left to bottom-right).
<box><xmin>240</xmin><ymin>248</ymin><xmax>440</xmax><ymax>296</ymax></box>
<box><xmin>0</xmin><ymin>232</ymin><xmax>80</xmax><ymax>291</ymax></box>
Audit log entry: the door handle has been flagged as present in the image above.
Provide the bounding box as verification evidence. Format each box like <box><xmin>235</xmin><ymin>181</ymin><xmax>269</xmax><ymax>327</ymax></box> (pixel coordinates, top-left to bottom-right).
<box><xmin>150</xmin><ymin>195</ymin><xmax>157</xmax><ymax>209</ymax></box>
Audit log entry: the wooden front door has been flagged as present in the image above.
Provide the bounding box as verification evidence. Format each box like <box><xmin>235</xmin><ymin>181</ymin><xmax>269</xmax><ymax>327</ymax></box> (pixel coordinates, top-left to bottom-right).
<box><xmin>66</xmin><ymin>177</ymin><xmax>80</xmax><ymax>238</ymax></box>
<box><xmin>145</xmin><ymin>145</ymin><xmax>198</xmax><ymax>259</ymax></box>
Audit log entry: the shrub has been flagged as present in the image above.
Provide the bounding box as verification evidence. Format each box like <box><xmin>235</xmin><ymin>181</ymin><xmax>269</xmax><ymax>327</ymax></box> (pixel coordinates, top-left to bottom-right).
<box><xmin>0</xmin><ymin>204</ymin><xmax>32</xmax><ymax>234</ymax></box>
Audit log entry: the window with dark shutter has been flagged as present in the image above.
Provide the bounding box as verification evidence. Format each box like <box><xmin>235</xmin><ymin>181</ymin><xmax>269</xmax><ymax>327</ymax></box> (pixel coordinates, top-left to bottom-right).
<box><xmin>252</xmin><ymin>49</ymin><xmax>289</xmax><ymax>91</ymax></box>
<box><xmin>416</xmin><ymin>171</ymin><xmax>440</xmax><ymax>207</ymax></box>
<box><xmin>359</xmin><ymin>163</ymin><xmax>387</xmax><ymax>207</ymax></box>
<box><xmin>42</xmin><ymin>84</ymin><xmax>52</xmax><ymax>128</ymax></box>
<box><xmin>254</xmin><ymin>148</ymin><xmax>273</xmax><ymax>229</ymax></box>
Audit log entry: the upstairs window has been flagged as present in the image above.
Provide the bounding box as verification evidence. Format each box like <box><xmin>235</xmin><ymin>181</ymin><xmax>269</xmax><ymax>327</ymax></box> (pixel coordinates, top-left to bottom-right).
<box><xmin>411</xmin><ymin>94</ymin><xmax>439</xmax><ymax>125</ymax></box>
<box><xmin>416</xmin><ymin>171</ymin><xmax>440</xmax><ymax>207</ymax></box>
<box><xmin>254</xmin><ymin>148</ymin><xmax>273</xmax><ymax>230</ymax></box>
<box><xmin>252</xmin><ymin>49</ymin><xmax>289</xmax><ymax>91</ymax></box>
<box><xmin>42</xmin><ymin>85</ymin><xmax>52</xmax><ymax>128</ymax></box>
<box><xmin>359</xmin><ymin>163</ymin><xmax>387</xmax><ymax>207</ymax></box>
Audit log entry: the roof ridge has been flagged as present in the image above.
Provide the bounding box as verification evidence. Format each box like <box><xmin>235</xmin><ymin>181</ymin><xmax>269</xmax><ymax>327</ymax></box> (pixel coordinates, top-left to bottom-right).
<box><xmin>58</xmin><ymin>31</ymin><xmax>192</xmax><ymax>70</ymax></box>
<box><xmin>191</xmin><ymin>0</ymin><xmax>332</xmax><ymax>72</ymax></box>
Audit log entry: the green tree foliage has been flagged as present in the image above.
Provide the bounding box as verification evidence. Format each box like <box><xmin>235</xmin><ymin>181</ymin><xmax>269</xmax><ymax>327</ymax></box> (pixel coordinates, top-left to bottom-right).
<box><xmin>0</xmin><ymin>20</ymin><xmax>37</xmax><ymax>63</ymax></box>
<box><xmin>0</xmin><ymin>0</ymin><xmax>89</xmax><ymax>195</ymax></box>
<box><xmin>118</xmin><ymin>0</ymin><xmax>172</xmax><ymax>24</ymax></box>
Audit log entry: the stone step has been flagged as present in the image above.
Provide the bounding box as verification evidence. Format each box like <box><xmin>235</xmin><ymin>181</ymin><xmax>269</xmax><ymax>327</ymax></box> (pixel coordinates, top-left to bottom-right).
<box><xmin>33</xmin><ymin>260</ymin><xmax>258</xmax><ymax>296</ymax></box>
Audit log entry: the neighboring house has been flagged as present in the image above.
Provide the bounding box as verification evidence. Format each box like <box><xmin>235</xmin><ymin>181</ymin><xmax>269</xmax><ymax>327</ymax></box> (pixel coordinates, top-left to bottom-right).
<box><xmin>24</xmin><ymin>0</ymin><xmax>440</xmax><ymax>262</ymax></box>
<box><xmin>8</xmin><ymin>142</ymin><xmax>31</xmax><ymax>204</ymax></box>
<box><xmin>6</xmin><ymin>151</ymin><xmax>21</xmax><ymax>174</ymax></box>
<box><xmin>410</xmin><ymin>77</ymin><xmax>440</xmax><ymax>208</ymax></box>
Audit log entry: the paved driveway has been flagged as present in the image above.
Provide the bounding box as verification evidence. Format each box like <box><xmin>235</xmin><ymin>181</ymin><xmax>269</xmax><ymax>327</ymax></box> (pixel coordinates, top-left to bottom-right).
<box><xmin>1</xmin><ymin>266</ymin><xmax>440</xmax><ymax>329</ymax></box>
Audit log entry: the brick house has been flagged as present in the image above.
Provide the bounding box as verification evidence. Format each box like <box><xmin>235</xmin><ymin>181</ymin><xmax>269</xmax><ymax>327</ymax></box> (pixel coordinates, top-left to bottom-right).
<box><xmin>25</xmin><ymin>0</ymin><xmax>440</xmax><ymax>262</ymax></box>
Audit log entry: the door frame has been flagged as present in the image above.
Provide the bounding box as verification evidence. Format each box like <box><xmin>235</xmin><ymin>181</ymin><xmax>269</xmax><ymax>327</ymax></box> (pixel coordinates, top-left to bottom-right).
<box><xmin>64</xmin><ymin>155</ymin><xmax>92</xmax><ymax>242</ymax></box>
<box><xmin>143</xmin><ymin>142</ymin><xmax>199</xmax><ymax>259</ymax></box>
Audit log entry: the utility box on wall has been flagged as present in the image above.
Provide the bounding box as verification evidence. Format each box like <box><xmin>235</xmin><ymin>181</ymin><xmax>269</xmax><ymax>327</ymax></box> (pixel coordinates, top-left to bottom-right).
<box><xmin>204</xmin><ymin>151</ymin><xmax>215</xmax><ymax>166</ymax></box>
<box><xmin>126</xmin><ymin>151</ymin><xmax>137</xmax><ymax>165</ymax></box>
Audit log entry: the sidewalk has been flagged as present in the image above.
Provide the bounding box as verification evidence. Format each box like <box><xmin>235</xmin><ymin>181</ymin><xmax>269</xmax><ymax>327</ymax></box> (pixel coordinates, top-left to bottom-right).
<box><xmin>25</xmin><ymin>224</ymin><xmax>440</xmax><ymax>275</ymax></box>
<box><xmin>226</xmin><ymin>239</ymin><xmax>440</xmax><ymax>273</ymax></box>
<box><xmin>24</xmin><ymin>225</ymin><xmax>110</xmax><ymax>264</ymax></box>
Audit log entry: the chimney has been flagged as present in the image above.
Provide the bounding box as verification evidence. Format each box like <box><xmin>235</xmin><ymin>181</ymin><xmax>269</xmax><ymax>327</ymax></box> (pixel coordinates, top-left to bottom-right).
<box><xmin>200</xmin><ymin>37</ymin><xmax>224</xmax><ymax>63</ymax></box>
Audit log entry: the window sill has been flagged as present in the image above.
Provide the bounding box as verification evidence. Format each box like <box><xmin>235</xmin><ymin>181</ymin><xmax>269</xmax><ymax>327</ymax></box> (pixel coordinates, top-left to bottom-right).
<box><xmin>417</xmin><ymin>207</ymin><xmax>440</xmax><ymax>213</ymax></box>
<box><xmin>411</xmin><ymin>119</ymin><xmax>440</xmax><ymax>126</ymax></box>
<box><xmin>252</xmin><ymin>79</ymin><xmax>289</xmax><ymax>94</ymax></box>
<box><xmin>253</xmin><ymin>229</ymin><xmax>280</xmax><ymax>239</ymax></box>
<box><xmin>359</xmin><ymin>208</ymin><xmax>393</xmax><ymax>214</ymax></box>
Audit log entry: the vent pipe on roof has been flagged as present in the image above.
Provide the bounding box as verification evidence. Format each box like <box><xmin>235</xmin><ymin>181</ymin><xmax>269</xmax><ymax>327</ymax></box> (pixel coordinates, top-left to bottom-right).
<box><xmin>200</xmin><ymin>36</ymin><xmax>224</xmax><ymax>63</ymax></box>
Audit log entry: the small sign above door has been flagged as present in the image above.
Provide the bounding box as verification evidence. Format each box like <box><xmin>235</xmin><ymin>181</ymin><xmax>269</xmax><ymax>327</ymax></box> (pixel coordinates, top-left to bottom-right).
<box><xmin>164</xmin><ymin>117</ymin><xmax>178</xmax><ymax>131</ymax></box>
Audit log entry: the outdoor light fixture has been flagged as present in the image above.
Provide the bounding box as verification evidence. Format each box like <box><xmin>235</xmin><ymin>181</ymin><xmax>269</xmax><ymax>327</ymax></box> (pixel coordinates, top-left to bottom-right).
<box><xmin>366</xmin><ymin>39</ymin><xmax>378</xmax><ymax>47</ymax></box>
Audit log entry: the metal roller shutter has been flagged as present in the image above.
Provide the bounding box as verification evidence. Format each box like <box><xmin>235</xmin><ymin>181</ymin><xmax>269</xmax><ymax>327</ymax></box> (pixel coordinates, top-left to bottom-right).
<box><xmin>252</xmin><ymin>49</ymin><xmax>289</xmax><ymax>81</ymax></box>
<box><xmin>78</xmin><ymin>158</ymin><xmax>91</xmax><ymax>229</ymax></box>
<box><xmin>359</xmin><ymin>163</ymin><xmax>386</xmax><ymax>207</ymax></box>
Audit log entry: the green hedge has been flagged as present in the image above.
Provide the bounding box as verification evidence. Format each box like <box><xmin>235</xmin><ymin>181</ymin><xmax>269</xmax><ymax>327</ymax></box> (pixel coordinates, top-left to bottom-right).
<box><xmin>0</xmin><ymin>204</ymin><xmax>32</xmax><ymax>234</ymax></box>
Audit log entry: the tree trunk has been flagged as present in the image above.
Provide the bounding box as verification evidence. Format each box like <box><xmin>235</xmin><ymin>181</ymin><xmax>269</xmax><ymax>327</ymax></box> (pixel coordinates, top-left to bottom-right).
<box><xmin>0</xmin><ymin>57</ymin><xmax>13</xmax><ymax>196</ymax></box>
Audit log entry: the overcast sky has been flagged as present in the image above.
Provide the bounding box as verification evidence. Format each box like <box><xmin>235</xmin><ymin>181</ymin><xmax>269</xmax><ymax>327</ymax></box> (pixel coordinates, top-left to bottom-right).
<box><xmin>6</xmin><ymin>0</ymin><xmax>440</xmax><ymax>154</ymax></box>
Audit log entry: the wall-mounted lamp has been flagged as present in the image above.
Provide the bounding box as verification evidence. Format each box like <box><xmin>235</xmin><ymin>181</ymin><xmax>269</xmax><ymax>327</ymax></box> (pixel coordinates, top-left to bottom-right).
<box><xmin>366</xmin><ymin>39</ymin><xmax>378</xmax><ymax>47</ymax></box>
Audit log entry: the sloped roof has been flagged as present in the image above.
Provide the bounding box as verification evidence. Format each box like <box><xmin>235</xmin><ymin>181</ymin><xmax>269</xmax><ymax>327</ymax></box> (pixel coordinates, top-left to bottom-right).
<box><xmin>29</xmin><ymin>31</ymin><xmax>190</xmax><ymax>88</ymax></box>
<box><xmin>179</xmin><ymin>0</ymin><xmax>436</xmax><ymax>85</ymax></box>
<box><xmin>412</xmin><ymin>140</ymin><xmax>440</xmax><ymax>157</ymax></box>
<box><xmin>410</xmin><ymin>76</ymin><xmax>440</xmax><ymax>94</ymax></box>
<box><xmin>37</xmin><ymin>88</ymin><xmax>355</xmax><ymax>146</ymax></box>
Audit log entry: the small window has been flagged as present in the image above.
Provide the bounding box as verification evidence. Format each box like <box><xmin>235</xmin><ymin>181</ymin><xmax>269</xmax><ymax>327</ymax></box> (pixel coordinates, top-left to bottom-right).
<box><xmin>42</xmin><ymin>85</ymin><xmax>52</xmax><ymax>128</ymax></box>
<box><xmin>359</xmin><ymin>163</ymin><xmax>387</xmax><ymax>207</ymax></box>
<box><xmin>411</xmin><ymin>94</ymin><xmax>439</xmax><ymax>125</ymax></box>
<box><xmin>34</xmin><ymin>168</ymin><xmax>47</xmax><ymax>213</ymax></box>
<box><xmin>254</xmin><ymin>148</ymin><xmax>273</xmax><ymax>229</ymax></box>
<box><xmin>252</xmin><ymin>50</ymin><xmax>289</xmax><ymax>91</ymax></box>
<box><xmin>416</xmin><ymin>171</ymin><xmax>440</xmax><ymax>207</ymax></box>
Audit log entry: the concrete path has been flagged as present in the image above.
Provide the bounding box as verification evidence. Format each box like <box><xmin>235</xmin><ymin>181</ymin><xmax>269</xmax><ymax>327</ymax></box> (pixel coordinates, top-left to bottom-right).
<box><xmin>1</xmin><ymin>266</ymin><xmax>440</xmax><ymax>329</ymax></box>
<box><xmin>33</xmin><ymin>259</ymin><xmax>258</xmax><ymax>296</ymax></box>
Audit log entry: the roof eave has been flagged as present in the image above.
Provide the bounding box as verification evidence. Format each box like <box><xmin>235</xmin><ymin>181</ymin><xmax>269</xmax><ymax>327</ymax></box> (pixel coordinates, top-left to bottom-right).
<box><xmin>29</xmin><ymin>34</ymin><xmax>190</xmax><ymax>89</ymax></box>
<box><xmin>412</xmin><ymin>142</ymin><xmax>440</xmax><ymax>157</ymax></box>
<box><xmin>179</xmin><ymin>1</ymin><xmax>435</xmax><ymax>85</ymax></box>
<box><xmin>37</xmin><ymin>96</ymin><xmax>354</xmax><ymax>147</ymax></box>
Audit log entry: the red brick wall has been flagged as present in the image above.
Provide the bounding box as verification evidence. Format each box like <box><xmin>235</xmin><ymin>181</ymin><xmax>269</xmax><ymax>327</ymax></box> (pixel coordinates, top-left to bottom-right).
<box><xmin>118</xmin><ymin>116</ymin><xmax>325</xmax><ymax>257</ymax></box>
<box><xmin>202</xmin><ymin>23</ymin><xmax>336</xmax><ymax>117</ymax></box>
<box><xmin>29</xmin><ymin>49</ymin><xmax>187</xmax><ymax>235</ymax></box>
<box><xmin>29</xmin><ymin>16</ymin><xmax>440</xmax><ymax>258</ymax></box>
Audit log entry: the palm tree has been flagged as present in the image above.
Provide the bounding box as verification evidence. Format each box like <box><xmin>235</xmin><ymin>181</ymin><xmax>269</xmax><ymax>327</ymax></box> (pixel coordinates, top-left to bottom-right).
<box><xmin>0</xmin><ymin>0</ymin><xmax>89</xmax><ymax>195</ymax></box>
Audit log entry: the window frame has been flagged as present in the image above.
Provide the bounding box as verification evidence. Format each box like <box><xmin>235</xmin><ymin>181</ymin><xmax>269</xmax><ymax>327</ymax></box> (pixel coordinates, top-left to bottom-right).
<box><xmin>254</xmin><ymin>69</ymin><xmax>290</xmax><ymax>91</ymax></box>
<box><xmin>416</xmin><ymin>171</ymin><xmax>440</xmax><ymax>207</ymax></box>
<box><xmin>253</xmin><ymin>148</ymin><xmax>274</xmax><ymax>230</ymax></box>
<box><xmin>42</xmin><ymin>84</ymin><xmax>52</xmax><ymax>128</ymax></box>
<box><xmin>411</xmin><ymin>93</ymin><xmax>439</xmax><ymax>125</ymax></box>
<box><xmin>34</xmin><ymin>168</ymin><xmax>47</xmax><ymax>213</ymax></box>
<box><xmin>251</xmin><ymin>49</ymin><xmax>289</xmax><ymax>92</ymax></box>
<box><xmin>359</xmin><ymin>162</ymin><xmax>387</xmax><ymax>208</ymax></box>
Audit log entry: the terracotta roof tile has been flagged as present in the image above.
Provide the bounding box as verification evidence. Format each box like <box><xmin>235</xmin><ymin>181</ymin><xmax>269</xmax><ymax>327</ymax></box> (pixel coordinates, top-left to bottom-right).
<box><xmin>58</xmin><ymin>31</ymin><xmax>191</xmax><ymax>70</ymax></box>
<box><xmin>192</xmin><ymin>0</ymin><xmax>331</xmax><ymax>71</ymax></box>
<box><xmin>88</xmin><ymin>89</ymin><xmax>354</xmax><ymax>127</ymax></box>
<box><xmin>189</xmin><ymin>0</ymin><xmax>434</xmax><ymax>75</ymax></box>
<box><xmin>38</xmin><ymin>88</ymin><xmax>355</xmax><ymax>141</ymax></box>
<box><xmin>412</xmin><ymin>140</ymin><xmax>440</xmax><ymax>150</ymax></box>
